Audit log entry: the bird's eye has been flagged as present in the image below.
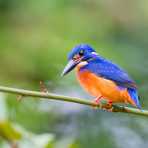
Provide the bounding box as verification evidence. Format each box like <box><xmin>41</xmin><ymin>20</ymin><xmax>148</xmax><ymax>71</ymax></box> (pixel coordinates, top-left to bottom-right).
<box><xmin>79</xmin><ymin>50</ymin><xmax>84</xmax><ymax>56</ymax></box>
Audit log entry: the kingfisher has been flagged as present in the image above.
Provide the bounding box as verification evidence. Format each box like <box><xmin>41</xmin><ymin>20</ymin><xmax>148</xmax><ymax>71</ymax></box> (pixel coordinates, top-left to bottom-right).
<box><xmin>62</xmin><ymin>44</ymin><xmax>141</xmax><ymax>110</ymax></box>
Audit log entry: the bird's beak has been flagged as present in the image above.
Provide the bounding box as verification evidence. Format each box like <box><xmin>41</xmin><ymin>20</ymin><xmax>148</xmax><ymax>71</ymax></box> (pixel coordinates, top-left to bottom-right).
<box><xmin>61</xmin><ymin>60</ymin><xmax>78</xmax><ymax>76</ymax></box>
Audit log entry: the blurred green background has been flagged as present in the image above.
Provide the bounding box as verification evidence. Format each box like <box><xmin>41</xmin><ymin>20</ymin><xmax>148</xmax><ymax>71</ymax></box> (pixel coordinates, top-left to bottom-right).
<box><xmin>0</xmin><ymin>0</ymin><xmax>148</xmax><ymax>147</ymax></box>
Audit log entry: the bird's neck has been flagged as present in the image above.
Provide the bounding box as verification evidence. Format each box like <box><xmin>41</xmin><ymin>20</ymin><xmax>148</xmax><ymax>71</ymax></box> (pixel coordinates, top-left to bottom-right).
<box><xmin>76</xmin><ymin>61</ymin><xmax>88</xmax><ymax>71</ymax></box>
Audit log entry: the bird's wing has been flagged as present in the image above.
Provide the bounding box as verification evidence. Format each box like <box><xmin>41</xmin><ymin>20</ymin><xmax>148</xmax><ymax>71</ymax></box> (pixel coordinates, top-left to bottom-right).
<box><xmin>81</xmin><ymin>57</ymin><xmax>137</xmax><ymax>89</ymax></box>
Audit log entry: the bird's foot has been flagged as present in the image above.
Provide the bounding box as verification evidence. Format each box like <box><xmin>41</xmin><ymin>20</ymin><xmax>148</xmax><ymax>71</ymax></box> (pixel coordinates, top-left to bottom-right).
<box><xmin>92</xmin><ymin>96</ymin><xmax>103</xmax><ymax>109</ymax></box>
<box><xmin>101</xmin><ymin>100</ymin><xmax>113</xmax><ymax>112</ymax></box>
<box><xmin>92</xmin><ymin>97</ymin><xmax>113</xmax><ymax>112</ymax></box>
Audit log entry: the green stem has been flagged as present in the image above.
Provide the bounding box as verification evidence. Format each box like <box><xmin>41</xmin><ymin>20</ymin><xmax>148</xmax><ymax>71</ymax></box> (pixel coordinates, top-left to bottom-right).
<box><xmin>0</xmin><ymin>86</ymin><xmax>147</xmax><ymax>117</ymax></box>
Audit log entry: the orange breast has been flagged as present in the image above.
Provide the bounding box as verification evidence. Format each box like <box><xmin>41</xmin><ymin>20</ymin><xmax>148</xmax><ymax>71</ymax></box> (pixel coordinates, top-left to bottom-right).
<box><xmin>76</xmin><ymin>65</ymin><xmax>135</xmax><ymax>105</ymax></box>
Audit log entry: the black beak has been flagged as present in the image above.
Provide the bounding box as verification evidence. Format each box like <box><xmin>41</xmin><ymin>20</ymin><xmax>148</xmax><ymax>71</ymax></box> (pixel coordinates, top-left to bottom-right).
<box><xmin>61</xmin><ymin>60</ymin><xmax>78</xmax><ymax>76</ymax></box>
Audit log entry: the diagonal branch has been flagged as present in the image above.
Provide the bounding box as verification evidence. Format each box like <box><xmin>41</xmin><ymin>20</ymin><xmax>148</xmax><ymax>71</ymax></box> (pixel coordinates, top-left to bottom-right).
<box><xmin>0</xmin><ymin>86</ymin><xmax>147</xmax><ymax>117</ymax></box>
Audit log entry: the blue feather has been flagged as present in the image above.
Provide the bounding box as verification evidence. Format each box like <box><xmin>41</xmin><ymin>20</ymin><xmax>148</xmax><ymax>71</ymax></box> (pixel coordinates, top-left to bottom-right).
<box><xmin>127</xmin><ymin>88</ymin><xmax>141</xmax><ymax>108</ymax></box>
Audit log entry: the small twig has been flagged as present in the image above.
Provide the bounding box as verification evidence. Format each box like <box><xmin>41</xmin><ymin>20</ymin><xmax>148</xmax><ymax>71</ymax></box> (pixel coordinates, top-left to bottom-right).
<box><xmin>0</xmin><ymin>86</ymin><xmax>147</xmax><ymax>117</ymax></box>
<box><xmin>39</xmin><ymin>81</ymin><xmax>48</xmax><ymax>93</ymax></box>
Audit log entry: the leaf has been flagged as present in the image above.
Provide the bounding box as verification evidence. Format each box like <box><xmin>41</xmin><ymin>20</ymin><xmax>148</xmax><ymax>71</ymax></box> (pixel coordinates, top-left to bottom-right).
<box><xmin>0</xmin><ymin>120</ymin><xmax>22</xmax><ymax>142</ymax></box>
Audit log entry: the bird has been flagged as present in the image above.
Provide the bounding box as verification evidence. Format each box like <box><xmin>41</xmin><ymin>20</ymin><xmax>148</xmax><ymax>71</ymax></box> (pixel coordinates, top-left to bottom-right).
<box><xmin>61</xmin><ymin>44</ymin><xmax>141</xmax><ymax>110</ymax></box>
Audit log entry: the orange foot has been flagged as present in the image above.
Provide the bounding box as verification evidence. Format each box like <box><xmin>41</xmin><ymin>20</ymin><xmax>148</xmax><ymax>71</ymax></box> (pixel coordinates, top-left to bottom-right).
<box><xmin>92</xmin><ymin>96</ymin><xmax>113</xmax><ymax>112</ymax></box>
<box><xmin>92</xmin><ymin>96</ymin><xmax>103</xmax><ymax>109</ymax></box>
<box><xmin>102</xmin><ymin>100</ymin><xmax>113</xmax><ymax>112</ymax></box>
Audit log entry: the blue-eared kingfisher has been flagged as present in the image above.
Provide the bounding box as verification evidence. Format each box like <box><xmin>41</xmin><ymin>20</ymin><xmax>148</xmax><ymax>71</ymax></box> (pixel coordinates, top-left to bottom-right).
<box><xmin>62</xmin><ymin>44</ymin><xmax>141</xmax><ymax>109</ymax></box>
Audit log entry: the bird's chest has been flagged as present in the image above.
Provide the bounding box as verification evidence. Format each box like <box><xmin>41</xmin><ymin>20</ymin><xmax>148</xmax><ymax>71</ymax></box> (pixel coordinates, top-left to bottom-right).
<box><xmin>76</xmin><ymin>69</ymin><xmax>103</xmax><ymax>96</ymax></box>
<box><xmin>76</xmin><ymin>67</ymin><xmax>122</xmax><ymax>100</ymax></box>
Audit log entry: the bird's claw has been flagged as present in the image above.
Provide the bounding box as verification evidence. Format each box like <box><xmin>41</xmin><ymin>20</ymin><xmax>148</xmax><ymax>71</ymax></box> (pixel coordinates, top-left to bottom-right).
<box><xmin>92</xmin><ymin>96</ymin><xmax>102</xmax><ymax>109</ymax></box>
<box><xmin>92</xmin><ymin>98</ymin><xmax>113</xmax><ymax>112</ymax></box>
<box><xmin>102</xmin><ymin>106</ymin><xmax>114</xmax><ymax>112</ymax></box>
<box><xmin>101</xmin><ymin>100</ymin><xmax>113</xmax><ymax>112</ymax></box>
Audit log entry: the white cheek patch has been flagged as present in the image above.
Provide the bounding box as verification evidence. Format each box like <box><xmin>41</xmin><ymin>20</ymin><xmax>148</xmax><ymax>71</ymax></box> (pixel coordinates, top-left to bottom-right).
<box><xmin>91</xmin><ymin>52</ymin><xmax>98</xmax><ymax>55</ymax></box>
<box><xmin>77</xmin><ymin>61</ymin><xmax>88</xmax><ymax>69</ymax></box>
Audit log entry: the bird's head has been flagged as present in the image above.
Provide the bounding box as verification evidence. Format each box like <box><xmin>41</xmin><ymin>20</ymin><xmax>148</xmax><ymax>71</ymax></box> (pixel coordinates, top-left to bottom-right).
<box><xmin>62</xmin><ymin>44</ymin><xmax>97</xmax><ymax>76</ymax></box>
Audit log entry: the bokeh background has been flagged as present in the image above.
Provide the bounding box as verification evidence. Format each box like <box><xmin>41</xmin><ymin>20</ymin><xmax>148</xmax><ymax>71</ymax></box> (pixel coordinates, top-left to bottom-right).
<box><xmin>0</xmin><ymin>0</ymin><xmax>148</xmax><ymax>147</ymax></box>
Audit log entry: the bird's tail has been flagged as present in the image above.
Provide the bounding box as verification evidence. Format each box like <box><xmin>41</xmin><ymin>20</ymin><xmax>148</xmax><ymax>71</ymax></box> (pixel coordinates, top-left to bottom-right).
<box><xmin>127</xmin><ymin>88</ymin><xmax>141</xmax><ymax>109</ymax></box>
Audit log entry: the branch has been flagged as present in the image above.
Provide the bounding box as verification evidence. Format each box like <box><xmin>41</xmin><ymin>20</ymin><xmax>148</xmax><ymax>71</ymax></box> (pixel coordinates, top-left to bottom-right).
<box><xmin>0</xmin><ymin>86</ymin><xmax>147</xmax><ymax>117</ymax></box>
